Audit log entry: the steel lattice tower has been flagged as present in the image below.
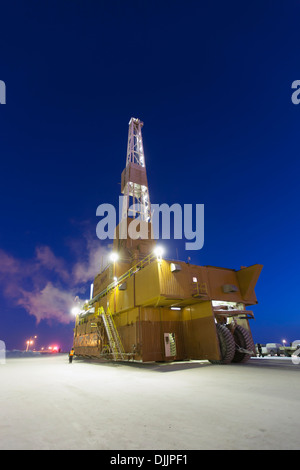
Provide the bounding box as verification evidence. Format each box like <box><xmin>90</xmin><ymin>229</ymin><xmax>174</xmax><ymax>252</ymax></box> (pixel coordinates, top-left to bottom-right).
<box><xmin>121</xmin><ymin>118</ymin><xmax>151</xmax><ymax>222</ymax></box>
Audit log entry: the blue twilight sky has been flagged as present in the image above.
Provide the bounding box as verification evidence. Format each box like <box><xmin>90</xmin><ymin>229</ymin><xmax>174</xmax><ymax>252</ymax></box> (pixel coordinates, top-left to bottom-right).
<box><xmin>0</xmin><ymin>0</ymin><xmax>300</xmax><ymax>351</ymax></box>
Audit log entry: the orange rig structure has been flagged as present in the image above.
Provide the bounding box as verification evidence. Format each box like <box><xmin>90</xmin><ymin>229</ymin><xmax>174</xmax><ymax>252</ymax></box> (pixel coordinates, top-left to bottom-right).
<box><xmin>72</xmin><ymin>118</ymin><xmax>263</xmax><ymax>364</ymax></box>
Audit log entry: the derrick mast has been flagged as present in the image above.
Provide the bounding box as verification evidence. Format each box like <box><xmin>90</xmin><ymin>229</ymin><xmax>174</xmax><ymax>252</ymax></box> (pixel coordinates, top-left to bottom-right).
<box><xmin>116</xmin><ymin>118</ymin><xmax>155</xmax><ymax>261</ymax></box>
<box><xmin>121</xmin><ymin>118</ymin><xmax>151</xmax><ymax>223</ymax></box>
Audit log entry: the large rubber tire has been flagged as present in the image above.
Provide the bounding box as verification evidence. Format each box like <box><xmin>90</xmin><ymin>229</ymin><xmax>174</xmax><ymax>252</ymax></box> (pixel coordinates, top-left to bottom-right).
<box><xmin>232</xmin><ymin>325</ymin><xmax>255</xmax><ymax>363</ymax></box>
<box><xmin>210</xmin><ymin>323</ymin><xmax>236</xmax><ymax>364</ymax></box>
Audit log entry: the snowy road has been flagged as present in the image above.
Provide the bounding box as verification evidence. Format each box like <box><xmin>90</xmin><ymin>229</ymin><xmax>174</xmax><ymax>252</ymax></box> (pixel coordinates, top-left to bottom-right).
<box><xmin>1</xmin><ymin>354</ymin><xmax>299</xmax><ymax>450</ymax></box>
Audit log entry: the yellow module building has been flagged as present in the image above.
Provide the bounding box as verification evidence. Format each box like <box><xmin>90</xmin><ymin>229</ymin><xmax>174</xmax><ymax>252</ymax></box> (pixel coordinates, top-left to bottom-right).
<box><xmin>73</xmin><ymin>118</ymin><xmax>262</xmax><ymax>364</ymax></box>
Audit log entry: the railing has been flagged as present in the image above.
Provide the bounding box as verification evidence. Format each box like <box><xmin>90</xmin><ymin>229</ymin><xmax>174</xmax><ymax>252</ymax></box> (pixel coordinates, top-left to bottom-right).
<box><xmin>192</xmin><ymin>281</ymin><xmax>208</xmax><ymax>297</ymax></box>
<box><xmin>98</xmin><ymin>306</ymin><xmax>126</xmax><ymax>360</ymax></box>
<box><xmin>86</xmin><ymin>251</ymin><xmax>158</xmax><ymax>309</ymax></box>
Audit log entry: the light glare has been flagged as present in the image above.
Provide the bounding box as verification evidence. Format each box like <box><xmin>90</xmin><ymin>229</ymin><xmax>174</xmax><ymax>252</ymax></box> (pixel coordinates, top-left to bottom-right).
<box><xmin>110</xmin><ymin>252</ymin><xmax>119</xmax><ymax>263</ymax></box>
<box><xmin>154</xmin><ymin>246</ymin><xmax>164</xmax><ymax>259</ymax></box>
<box><xmin>71</xmin><ymin>307</ymin><xmax>80</xmax><ymax>316</ymax></box>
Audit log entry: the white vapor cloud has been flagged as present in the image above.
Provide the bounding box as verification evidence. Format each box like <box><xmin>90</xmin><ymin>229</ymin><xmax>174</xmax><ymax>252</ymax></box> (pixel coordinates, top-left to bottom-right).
<box><xmin>0</xmin><ymin>237</ymin><xmax>108</xmax><ymax>325</ymax></box>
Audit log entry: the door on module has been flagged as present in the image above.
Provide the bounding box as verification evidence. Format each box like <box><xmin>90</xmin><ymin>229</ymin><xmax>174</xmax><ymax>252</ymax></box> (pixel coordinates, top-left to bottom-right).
<box><xmin>164</xmin><ymin>333</ymin><xmax>177</xmax><ymax>358</ymax></box>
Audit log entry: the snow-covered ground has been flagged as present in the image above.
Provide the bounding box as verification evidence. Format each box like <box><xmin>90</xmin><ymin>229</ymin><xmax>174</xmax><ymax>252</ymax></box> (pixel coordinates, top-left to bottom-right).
<box><xmin>1</xmin><ymin>354</ymin><xmax>299</xmax><ymax>450</ymax></box>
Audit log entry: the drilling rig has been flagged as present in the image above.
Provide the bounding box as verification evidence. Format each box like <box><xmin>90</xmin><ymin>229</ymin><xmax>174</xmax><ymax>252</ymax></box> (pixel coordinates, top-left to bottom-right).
<box><xmin>72</xmin><ymin>118</ymin><xmax>262</xmax><ymax>364</ymax></box>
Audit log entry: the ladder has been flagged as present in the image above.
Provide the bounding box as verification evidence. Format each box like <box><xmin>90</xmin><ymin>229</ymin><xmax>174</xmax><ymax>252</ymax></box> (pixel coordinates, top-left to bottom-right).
<box><xmin>98</xmin><ymin>307</ymin><xmax>126</xmax><ymax>360</ymax></box>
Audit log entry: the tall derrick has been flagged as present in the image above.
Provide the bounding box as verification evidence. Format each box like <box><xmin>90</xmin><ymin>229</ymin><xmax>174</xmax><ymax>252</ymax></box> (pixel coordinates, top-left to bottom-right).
<box><xmin>115</xmin><ymin>118</ymin><xmax>155</xmax><ymax>261</ymax></box>
<box><xmin>121</xmin><ymin>117</ymin><xmax>151</xmax><ymax>222</ymax></box>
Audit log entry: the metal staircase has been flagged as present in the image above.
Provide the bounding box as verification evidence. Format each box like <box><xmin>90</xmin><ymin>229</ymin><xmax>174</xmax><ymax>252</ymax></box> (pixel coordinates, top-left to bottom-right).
<box><xmin>98</xmin><ymin>307</ymin><xmax>126</xmax><ymax>360</ymax></box>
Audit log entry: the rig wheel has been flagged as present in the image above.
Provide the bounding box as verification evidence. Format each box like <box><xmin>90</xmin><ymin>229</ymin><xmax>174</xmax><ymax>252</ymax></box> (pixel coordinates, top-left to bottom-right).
<box><xmin>210</xmin><ymin>323</ymin><xmax>236</xmax><ymax>364</ymax></box>
<box><xmin>232</xmin><ymin>325</ymin><xmax>255</xmax><ymax>363</ymax></box>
